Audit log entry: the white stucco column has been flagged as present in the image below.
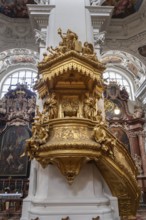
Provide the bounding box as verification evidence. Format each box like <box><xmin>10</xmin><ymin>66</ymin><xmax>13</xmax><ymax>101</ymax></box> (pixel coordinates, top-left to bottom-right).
<box><xmin>47</xmin><ymin>0</ymin><xmax>93</xmax><ymax>47</ymax></box>
<box><xmin>27</xmin><ymin>3</ymin><xmax>55</xmax><ymax>60</ymax></box>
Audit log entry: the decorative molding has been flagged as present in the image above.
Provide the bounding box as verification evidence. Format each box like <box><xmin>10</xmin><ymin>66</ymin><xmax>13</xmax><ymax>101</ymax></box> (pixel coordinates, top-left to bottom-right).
<box><xmin>101</xmin><ymin>50</ymin><xmax>146</xmax><ymax>91</ymax></box>
<box><xmin>86</xmin><ymin>5</ymin><xmax>114</xmax><ymax>30</ymax></box>
<box><xmin>27</xmin><ymin>4</ymin><xmax>55</xmax><ymax>30</ymax></box>
<box><xmin>0</xmin><ymin>13</ymin><xmax>36</xmax><ymax>52</ymax></box>
<box><xmin>0</xmin><ymin>48</ymin><xmax>39</xmax><ymax>74</ymax></box>
<box><xmin>34</xmin><ymin>29</ymin><xmax>47</xmax><ymax>45</ymax></box>
<box><xmin>102</xmin><ymin>1</ymin><xmax>146</xmax><ymax>67</ymax></box>
<box><xmin>105</xmin><ymin>31</ymin><xmax>146</xmax><ymax>54</ymax></box>
<box><xmin>106</xmin><ymin>1</ymin><xmax>146</xmax><ymax>39</ymax></box>
<box><xmin>94</xmin><ymin>31</ymin><xmax>106</xmax><ymax>46</ymax></box>
<box><xmin>26</xmin><ymin>3</ymin><xmax>55</xmax><ymax>51</ymax></box>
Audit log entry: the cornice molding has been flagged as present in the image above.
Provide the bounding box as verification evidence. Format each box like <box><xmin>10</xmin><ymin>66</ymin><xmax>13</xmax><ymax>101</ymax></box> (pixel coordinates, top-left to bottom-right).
<box><xmin>27</xmin><ymin>4</ymin><xmax>55</xmax><ymax>30</ymax></box>
<box><xmin>103</xmin><ymin>30</ymin><xmax>146</xmax><ymax>67</ymax></box>
<box><xmin>86</xmin><ymin>5</ymin><xmax>114</xmax><ymax>30</ymax></box>
<box><xmin>106</xmin><ymin>1</ymin><xmax>146</xmax><ymax>39</ymax></box>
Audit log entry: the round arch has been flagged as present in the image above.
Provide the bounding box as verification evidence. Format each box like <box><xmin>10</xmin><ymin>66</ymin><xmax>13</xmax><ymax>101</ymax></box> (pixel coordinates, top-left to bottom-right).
<box><xmin>0</xmin><ymin>67</ymin><xmax>38</xmax><ymax>98</ymax></box>
<box><xmin>101</xmin><ymin>50</ymin><xmax>146</xmax><ymax>100</ymax></box>
<box><xmin>103</xmin><ymin>66</ymin><xmax>135</xmax><ymax>100</ymax></box>
<box><xmin>0</xmin><ymin>48</ymin><xmax>39</xmax><ymax>97</ymax></box>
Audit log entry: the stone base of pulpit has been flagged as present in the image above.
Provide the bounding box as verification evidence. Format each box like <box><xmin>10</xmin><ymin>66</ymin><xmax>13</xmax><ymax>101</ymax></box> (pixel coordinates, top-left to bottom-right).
<box><xmin>21</xmin><ymin>162</ymin><xmax>120</xmax><ymax>220</ymax></box>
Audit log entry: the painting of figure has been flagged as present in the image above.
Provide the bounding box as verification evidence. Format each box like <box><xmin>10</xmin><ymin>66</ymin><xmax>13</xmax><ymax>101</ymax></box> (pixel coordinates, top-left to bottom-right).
<box><xmin>0</xmin><ymin>125</ymin><xmax>31</xmax><ymax>177</ymax></box>
<box><xmin>0</xmin><ymin>0</ymin><xmax>35</xmax><ymax>18</ymax></box>
<box><xmin>103</xmin><ymin>0</ymin><xmax>143</xmax><ymax>18</ymax></box>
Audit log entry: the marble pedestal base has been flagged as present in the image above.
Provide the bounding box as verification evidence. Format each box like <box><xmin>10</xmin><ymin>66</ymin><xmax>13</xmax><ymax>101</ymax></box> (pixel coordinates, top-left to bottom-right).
<box><xmin>21</xmin><ymin>162</ymin><xmax>120</xmax><ymax>220</ymax></box>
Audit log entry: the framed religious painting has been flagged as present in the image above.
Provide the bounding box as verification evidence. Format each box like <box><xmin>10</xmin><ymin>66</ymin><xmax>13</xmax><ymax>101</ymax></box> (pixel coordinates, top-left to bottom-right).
<box><xmin>0</xmin><ymin>125</ymin><xmax>31</xmax><ymax>177</ymax></box>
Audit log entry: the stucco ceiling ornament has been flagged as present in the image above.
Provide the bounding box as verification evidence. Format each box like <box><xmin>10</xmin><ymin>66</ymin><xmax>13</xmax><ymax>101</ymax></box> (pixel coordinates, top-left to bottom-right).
<box><xmin>94</xmin><ymin>31</ymin><xmax>106</xmax><ymax>46</ymax></box>
<box><xmin>0</xmin><ymin>14</ymin><xmax>36</xmax><ymax>52</ymax></box>
<box><xmin>0</xmin><ymin>49</ymin><xmax>39</xmax><ymax>73</ymax></box>
<box><xmin>25</xmin><ymin>29</ymin><xmax>140</xmax><ymax>218</ymax></box>
<box><xmin>101</xmin><ymin>50</ymin><xmax>146</xmax><ymax>90</ymax></box>
<box><xmin>34</xmin><ymin>29</ymin><xmax>47</xmax><ymax>45</ymax></box>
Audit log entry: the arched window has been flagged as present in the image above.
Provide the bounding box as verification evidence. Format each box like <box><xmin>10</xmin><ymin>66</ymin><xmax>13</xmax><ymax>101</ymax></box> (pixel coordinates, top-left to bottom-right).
<box><xmin>0</xmin><ymin>68</ymin><xmax>37</xmax><ymax>98</ymax></box>
<box><xmin>103</xmin><ymin>70</ymin><xmax>134</xmax><ymax>100</ymax></box>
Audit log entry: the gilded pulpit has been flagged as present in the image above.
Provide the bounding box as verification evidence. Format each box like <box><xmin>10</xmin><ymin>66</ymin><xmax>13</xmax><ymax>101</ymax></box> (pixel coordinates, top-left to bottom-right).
<box><xmin>21</xmin><ymin>30</ymin><xmax>140</xmax><ymax>220</ymax></box>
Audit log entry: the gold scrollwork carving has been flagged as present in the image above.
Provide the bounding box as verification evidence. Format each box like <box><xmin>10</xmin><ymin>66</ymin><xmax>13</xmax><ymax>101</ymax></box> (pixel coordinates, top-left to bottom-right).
<box><xmin>26</xmin><ymin>106</ymin><xmax>49</xmax><ymax>159</ymax></box>
<box><xmin>93</xmin><ymin>122</ymin><xmax>116</xmax><ymax>157</ymax></box>
<box><xmin>54</xmin><ymin>126</ymin><xmax>88</xmax><ymax>140</ymax></box>
<box><xmin>104</xmin><ymin>98</ymin><xmax>115</xmax><ymax>112</ymax></box>
<box><xmin>51</xmin><ymin>157</ymin><xmax>89</xmax><ymax>184</ymax></box>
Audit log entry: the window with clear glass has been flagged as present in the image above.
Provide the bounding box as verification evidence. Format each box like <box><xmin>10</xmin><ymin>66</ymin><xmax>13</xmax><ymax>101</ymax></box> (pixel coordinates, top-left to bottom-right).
<box><xmin>0</xmin><ymin>69</ymin><xmax>37</xmax><ymax>98</ymax></box>
<box><xmin>103</xmin><ymin>71</ymin><xmax>133</xmax><ymax>99</ymax></box>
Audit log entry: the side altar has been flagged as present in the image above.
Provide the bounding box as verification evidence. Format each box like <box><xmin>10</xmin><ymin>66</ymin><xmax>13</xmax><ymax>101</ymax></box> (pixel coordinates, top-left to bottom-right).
<box><xmin>21</xmin><ymin>30</ymin><xmax>140</xmax><ymax>220</ymax></box>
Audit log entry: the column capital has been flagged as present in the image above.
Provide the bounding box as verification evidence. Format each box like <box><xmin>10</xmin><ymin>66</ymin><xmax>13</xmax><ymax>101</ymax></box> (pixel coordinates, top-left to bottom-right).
<box><xmin>85</xmin><ymin>5</ymin><xmax>114</xmax><ymax>31</ymax></box>
<box><xmin>27</xmin><ymin>4</ymin><xmax>55</xmax><ymax>30</ymax></box>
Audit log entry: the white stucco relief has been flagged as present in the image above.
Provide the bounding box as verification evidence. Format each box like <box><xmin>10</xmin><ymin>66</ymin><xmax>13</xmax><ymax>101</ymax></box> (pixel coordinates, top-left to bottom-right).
<box><xmin>0</xmin><ymin>49</ymin><xmax>39</xmax><ymax>74</ymax></box>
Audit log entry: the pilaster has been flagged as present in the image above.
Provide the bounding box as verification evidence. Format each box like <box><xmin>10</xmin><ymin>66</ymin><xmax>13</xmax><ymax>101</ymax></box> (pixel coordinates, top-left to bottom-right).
<box><xmin>86</xmin><ymin>5</ymin><xmax>113</xmax><ymax>57</ymax></box>
<box><xmin>86</xmin><ymin>6</ymin><xmax>113</xmax><ymax>31</ymax></box>
<box><xmin>27</xmin><ymin>3</ymin><xmax>55</xmax><ymax>59</ymax></box>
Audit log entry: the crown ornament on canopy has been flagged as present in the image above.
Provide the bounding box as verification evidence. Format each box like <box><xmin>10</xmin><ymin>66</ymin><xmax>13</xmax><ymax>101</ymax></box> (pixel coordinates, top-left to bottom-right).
<box><xmin>26</xmin><ymin>29</ymin><xmax>140</xmax><ymax>218</ymax></box>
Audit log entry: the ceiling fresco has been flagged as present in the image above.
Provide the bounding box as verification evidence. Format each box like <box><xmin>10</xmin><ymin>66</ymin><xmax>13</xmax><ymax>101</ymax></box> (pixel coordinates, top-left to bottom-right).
<box><xmin>0</xmin><ymin>0</ymin><xmax>35</xmax><ymax>18</ymax></box>
<box><xmin>0</xmin><ymin>0</ymin><xmax>143</xmax><ymax>19</ymax></box>
<box><xmin>102</xmin><ymin>0</ymin><xmax>143</xmax><ymax>18</ymax></box>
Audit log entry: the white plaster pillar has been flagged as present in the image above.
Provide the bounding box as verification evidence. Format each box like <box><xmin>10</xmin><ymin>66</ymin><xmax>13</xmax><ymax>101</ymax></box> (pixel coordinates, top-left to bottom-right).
<box><xmin>27</xmin><ymin>3</ymin><xmax>55</xmax><ymax>60</ymax></box>
<box><xmin>21</xmin><ymin>160</ymin><xmax>38</xmax><ymax>220</ymax></box>
<box><xmin>47</xmin><ymin>0</ymin><xmax>93</xmax><ymax>48</ymax></box>
<box><xmin>35</xmin><ymin>164</ymin><xmax>49</xmax><ymax>199</ymax></box>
